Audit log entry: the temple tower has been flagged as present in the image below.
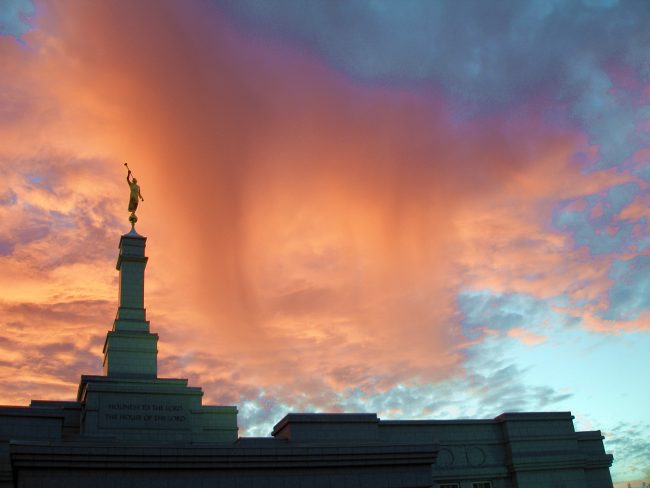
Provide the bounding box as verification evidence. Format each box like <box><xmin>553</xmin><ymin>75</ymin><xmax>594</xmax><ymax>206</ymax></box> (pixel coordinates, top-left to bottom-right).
<box><xmin>103</xmin><ymin>229</ymin><xmax>158</xmax><ymax>377</ymax></box>
<box><xmin>76</xmin><ymin>228</ymin><xmax>238</xmax><ymax>443</ymax></box>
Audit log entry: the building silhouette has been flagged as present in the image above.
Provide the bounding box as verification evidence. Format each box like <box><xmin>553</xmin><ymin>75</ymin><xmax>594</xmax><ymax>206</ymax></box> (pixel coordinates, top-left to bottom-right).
<box><xmin>0</xmin><ymin>229</ymin><xmax>614</xmax><ymax>487</ymax></box>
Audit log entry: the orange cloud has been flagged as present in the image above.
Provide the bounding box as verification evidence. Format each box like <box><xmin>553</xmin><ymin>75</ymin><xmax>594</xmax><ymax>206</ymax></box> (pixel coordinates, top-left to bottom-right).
<box><xmin>2</xmin><ymin>0</ymin><xmax>644</xmax><ymax>417</ymax></box>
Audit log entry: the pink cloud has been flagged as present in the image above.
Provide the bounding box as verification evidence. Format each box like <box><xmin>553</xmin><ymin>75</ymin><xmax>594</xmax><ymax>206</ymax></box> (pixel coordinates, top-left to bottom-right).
<box><xmin>507</xmin><ymin>327</ymin><xmax>547</xmax><ymax>346</ymax></box>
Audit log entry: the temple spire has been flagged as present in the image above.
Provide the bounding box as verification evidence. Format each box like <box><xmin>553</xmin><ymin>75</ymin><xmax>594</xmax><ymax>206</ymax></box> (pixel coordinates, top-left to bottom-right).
<box><xmin>102</xmin><ymin>231</ymin><xmax>158</xmax><ymax>378</ymax></box>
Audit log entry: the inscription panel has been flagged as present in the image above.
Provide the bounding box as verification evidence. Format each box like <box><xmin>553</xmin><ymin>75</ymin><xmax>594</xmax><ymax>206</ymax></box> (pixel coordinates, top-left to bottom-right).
<box><xmin>99</xmin><ymin>395</ymin><xmax>190</xmax><ymax>430</ymax></box>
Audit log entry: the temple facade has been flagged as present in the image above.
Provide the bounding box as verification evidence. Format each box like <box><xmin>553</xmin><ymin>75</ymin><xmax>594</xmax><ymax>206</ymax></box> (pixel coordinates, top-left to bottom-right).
<box><xmin>0</xmin><ymin>230</ymin><xmax>614</xmax><ymax>487</ymax></box>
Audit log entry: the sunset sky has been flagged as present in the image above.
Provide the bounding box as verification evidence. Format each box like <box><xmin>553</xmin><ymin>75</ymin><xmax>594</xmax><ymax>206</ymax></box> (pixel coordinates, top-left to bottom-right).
<box><xmin>1</xmin><ymin>0</ymin><xmax>649</xmax><ymax>483</ymax></box>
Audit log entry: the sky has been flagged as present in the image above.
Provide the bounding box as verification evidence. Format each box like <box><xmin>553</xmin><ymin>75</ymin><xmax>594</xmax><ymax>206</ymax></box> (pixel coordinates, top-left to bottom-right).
<box><xmin>0</xmin><ymin>0</ymin><xmax>649</xmax><ymax>483</ymax></box>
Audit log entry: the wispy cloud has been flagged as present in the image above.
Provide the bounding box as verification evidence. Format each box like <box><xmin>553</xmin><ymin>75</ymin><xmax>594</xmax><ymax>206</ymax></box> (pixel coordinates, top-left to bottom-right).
<box><xmin>606</xmin><ymin>421</ymin><xmax>650</xmax><ymax>481</ymax></box>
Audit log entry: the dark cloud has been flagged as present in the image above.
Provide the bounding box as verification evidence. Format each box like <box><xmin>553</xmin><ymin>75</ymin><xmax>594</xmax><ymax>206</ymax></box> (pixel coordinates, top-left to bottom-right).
<box><xmin>553</xmin><ymin>182</ymin><xmax>643</xmax><ymax>256</ymax></box>
<box><xmin>0</xmin><ymin>0</ymin><xmax>34</xmax><ymax>39</ymax></box>
<box><xmin>602</xmin><ymin>255</ymin><xmax>650</xmax><ymax>321</ymax></box>
<box><xmin>218</xmin><ymin>0</ymin><xmax>649</xmax><ymax>95</ymax></box>
<box><xmin>458</xmin><ymin>290</ymin><xmax>557</xmax><ymax>337</ymax></box>
<box><xmin>218</xmin><ymin>0</ymin><xmax>650</xmax><ymax>167</ymax></box>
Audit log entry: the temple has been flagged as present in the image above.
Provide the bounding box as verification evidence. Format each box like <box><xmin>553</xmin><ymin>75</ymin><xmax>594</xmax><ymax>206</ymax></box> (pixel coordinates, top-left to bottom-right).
<box><xmin>0</xmin><ymin>229</ymin><xmax>614</xmax><ymax>487</ymax></box>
